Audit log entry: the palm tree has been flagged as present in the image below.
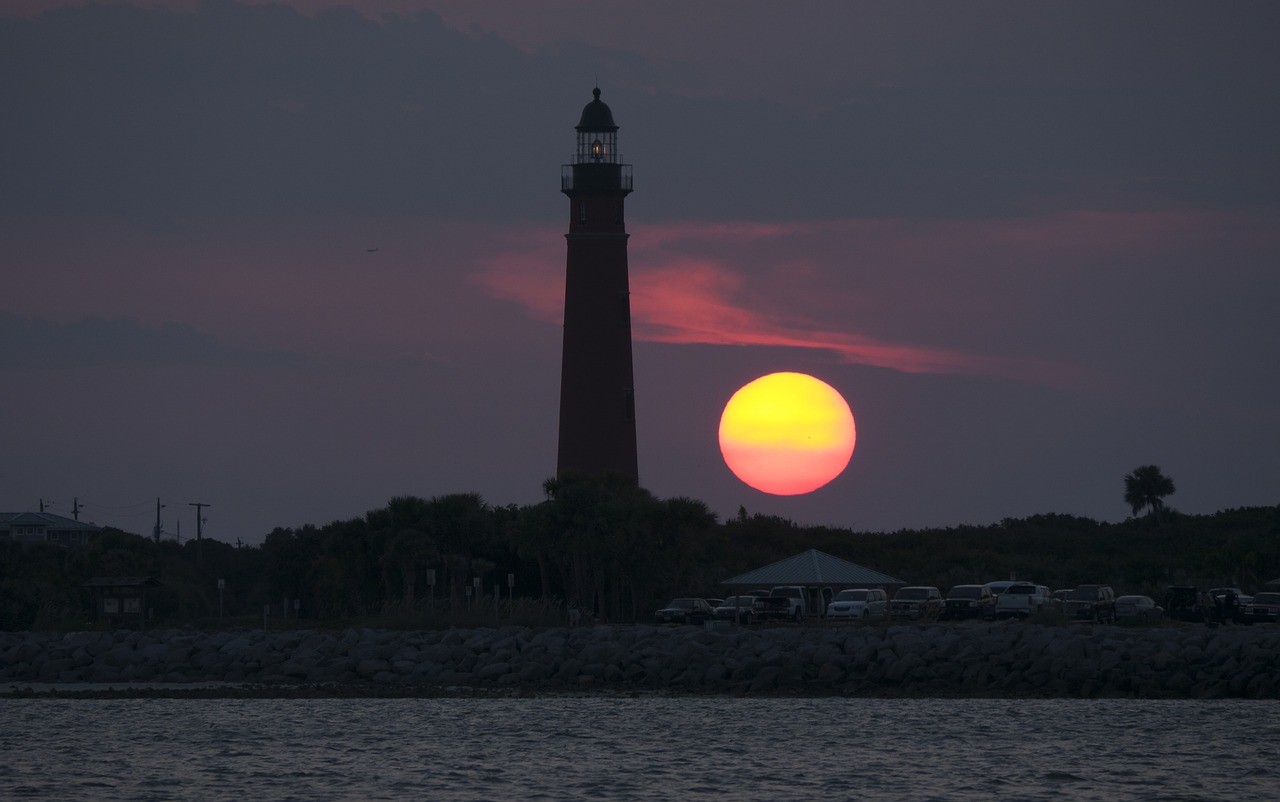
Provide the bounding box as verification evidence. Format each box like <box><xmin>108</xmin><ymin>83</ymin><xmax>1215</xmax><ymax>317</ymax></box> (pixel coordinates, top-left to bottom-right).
<box><xmin>1124</xmin><ymin>465</ymin><xmax>1176</xmax><ymax>520</ymax></box>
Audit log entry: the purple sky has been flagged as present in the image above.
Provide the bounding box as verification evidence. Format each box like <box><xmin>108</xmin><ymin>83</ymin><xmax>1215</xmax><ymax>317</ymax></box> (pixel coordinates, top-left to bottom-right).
<box><xmin>3</xmin><ymin>0</ymin><xmax>1277</xmax><ymax>543</ymax></box>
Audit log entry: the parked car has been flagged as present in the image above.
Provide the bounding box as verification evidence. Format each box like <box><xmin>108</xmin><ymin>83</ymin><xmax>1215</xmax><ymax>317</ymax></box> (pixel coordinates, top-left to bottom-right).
<box><xmin>759</xmin><ymin>585</ymin><xmax>834</xmax><ymax>621</ymax></box>
<box><xmin>826</xmin><ymin>588</ymin><xmax>888</xmax><ymax>621</ymax></box>
<box><xmin>994</xmin><ymin>583</ymin><xmax>1053</xmax><ymax>619</ymax></box>
<box><xmin>1242</xmin><ymin>592</ymin><xmax>1280</xmax><ymax>624</ymax></box>
<box><xmin>1115</xmin><ymin>595</ymin><xmax>1163</xmax><ymax>619</ymax></box>
<box><xmin>985</xmin><ymin>580</ymin><xmax>1022</xmax><ymax>595</ymax></box>
<box><xmin>890</xmin><ymin>586</ymin><xmax>944</xmax><ymax>620</ymax></box>
<box><xmin>713</xmin><ymin>595</ymin><xmax>763</xmax><ymax>625</ymax></box>
<box><xmin>1062</xmin><ymin>585</ymin><xmax>1116</xmax><ymax>623</ymax></box>
<box><xmin>703</xmin><ymin>598</ymin><xmax>725</xmax><ymax>610</ymax></box>
<box><xmin>1209</xmin><ymin>587</ymin><xmax>1252</xmax><ymax>606</ymax></box>
<box><xmin>941</xmin><ymin>585</ymin><xmax>996</xmax><ymax>620</ymax></box>
<box><xmin>654</xmin><ymin>597</ymin><xmax>714</xmax><ymax>625</ymax></box>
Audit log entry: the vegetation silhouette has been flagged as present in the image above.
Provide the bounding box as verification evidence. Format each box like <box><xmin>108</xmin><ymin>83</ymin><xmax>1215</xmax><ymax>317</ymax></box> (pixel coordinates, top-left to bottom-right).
<box><xmin>2</xmin><ymin>474</ymin><xmax>1276</xmax><ymax>631</ymax></box>
<box><xmin>1124</xmin><ymin>464</ymin><xmax>1177</xmax><ymax>524</ymax></box>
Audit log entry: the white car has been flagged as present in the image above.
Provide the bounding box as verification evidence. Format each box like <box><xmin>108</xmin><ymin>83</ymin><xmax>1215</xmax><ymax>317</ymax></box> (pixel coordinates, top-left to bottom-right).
<box><xmin>826</xmin><ymin>588</ymin><xmax>888</xmax><ymax>620</ymax></box>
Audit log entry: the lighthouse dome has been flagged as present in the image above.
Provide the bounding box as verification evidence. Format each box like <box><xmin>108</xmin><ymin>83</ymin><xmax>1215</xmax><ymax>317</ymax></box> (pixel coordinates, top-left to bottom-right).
<box><xmin>576</xmin><ymin>87</ymin><xmax>618</xmax><ymax>132</ymax></box>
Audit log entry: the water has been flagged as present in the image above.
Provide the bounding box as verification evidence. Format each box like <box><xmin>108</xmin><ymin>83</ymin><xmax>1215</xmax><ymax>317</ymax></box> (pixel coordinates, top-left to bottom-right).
<box><xmin>2</xmin><ymin>696</ymin><xmax>1275</xmax><ymax>801</ymax></box>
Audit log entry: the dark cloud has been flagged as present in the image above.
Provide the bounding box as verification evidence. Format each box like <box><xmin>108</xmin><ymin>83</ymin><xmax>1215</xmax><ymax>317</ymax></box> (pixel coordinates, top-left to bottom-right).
<box><xmin>3</xmin><ymin>1</ymin><xmax>1278</xmax><ymax>226</ymax></box>
<box><xmin>0</xmin><ymin>312</ymin><xmax>303</xmax><ymax>369</ymax></box>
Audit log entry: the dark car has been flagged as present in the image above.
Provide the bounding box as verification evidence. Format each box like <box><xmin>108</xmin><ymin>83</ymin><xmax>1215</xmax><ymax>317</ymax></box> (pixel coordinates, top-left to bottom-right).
<box><xmin>1115</xmin><ymin>595</ymin><xmax>1163</xmax><ymax>619</ymax></box>
<box><xmin>1063</xmin><ymin>585</ymin><xmax>1116</xmax><ymax>623</ymax></box>
<box><xmin>941</xmin><ymin>584</ymin><xmax>996</xmax><ymax>620</ymax></box>
<box><xmin>1242</xmin><ymin>592</ymin><xmax>1280</xmax><ymax>624</ymax></box>
<box><xmin>655</xmin><ymin>597</ymin><xmax>714</xmax><ymax>625</ymax></box>
<box><xmin>713</xmin><ymin>595</ymin><xmax>762</xmax><ymax>625</ymax></box>
<box><xmin>890</xmin><ymin>586</ymin><xmax>944</xmax><ymax>620</ymax></box>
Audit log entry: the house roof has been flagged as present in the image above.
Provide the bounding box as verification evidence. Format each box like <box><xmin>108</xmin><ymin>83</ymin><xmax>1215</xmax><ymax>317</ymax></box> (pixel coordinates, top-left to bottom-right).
<box><xmin>721</xmin><ymin>548</ymin><xmax>904</xmax><ymax>587</ymax></box>
<box><xmin>1</xmin><ymin>512</ymin><xmax>102</xmax><ymax>531</ymax></box>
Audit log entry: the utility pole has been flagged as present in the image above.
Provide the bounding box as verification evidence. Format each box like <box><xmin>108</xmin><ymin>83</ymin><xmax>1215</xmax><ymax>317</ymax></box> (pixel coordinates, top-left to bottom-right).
<box><xmin>154</xmin><ymin>498</ymin><xmax>166</xmax><ymax>543</ymax></box>
<box><xmin>39</xmin><ymin>499</ymin><xmax>54</xmax><ymax>513</ymax></box>
<box><xmin>72</xmin><ymin>497</ymin><xmax>81</xmax><ymax>521</ymax></box>
<box><xmin>189</xmin><ymin>502</ymin><xmax>209</xmax><ymax>567</ymax></box>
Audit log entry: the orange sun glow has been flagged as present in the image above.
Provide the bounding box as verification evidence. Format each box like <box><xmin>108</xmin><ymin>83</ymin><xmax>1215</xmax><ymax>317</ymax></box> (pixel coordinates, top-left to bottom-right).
<box><xmin>718</xmin><ymin>372</ymin><xmax>856</xmax><ymax>495</ymax></box>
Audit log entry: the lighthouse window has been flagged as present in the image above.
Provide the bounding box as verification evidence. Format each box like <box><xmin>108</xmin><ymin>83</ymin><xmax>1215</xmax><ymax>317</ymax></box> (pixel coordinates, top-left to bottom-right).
<box><xmin>622</xmin><ymin>388</ymin><xmax>634</xmax><ymax>422</ymax></box>
<box><xmin>579</xmin><ymin>202</ymin><xmax>586</xmax><ymax>223</ymax></box>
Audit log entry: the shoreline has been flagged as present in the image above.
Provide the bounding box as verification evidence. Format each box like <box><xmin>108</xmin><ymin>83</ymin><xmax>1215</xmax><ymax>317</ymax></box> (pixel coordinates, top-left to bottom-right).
<box><xmin>3</xmin><ymin>621</ymin><xmax>1278</xmax><ymax>700</ymax></box>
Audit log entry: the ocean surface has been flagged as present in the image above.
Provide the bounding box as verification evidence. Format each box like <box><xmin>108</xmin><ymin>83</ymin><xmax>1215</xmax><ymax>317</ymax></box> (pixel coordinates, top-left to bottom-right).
<box><xmin>2</xmin><ymin>695</ymin><xmax>1275</xmax><ymax>801</ymax></box>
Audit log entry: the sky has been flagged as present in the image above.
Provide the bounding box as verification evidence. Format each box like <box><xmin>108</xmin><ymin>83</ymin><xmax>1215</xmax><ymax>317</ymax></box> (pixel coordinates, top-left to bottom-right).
<box><xmin>3</xmin><ymin>0</ymin><xmax>1278</xmax><ymax>544</ymax></box>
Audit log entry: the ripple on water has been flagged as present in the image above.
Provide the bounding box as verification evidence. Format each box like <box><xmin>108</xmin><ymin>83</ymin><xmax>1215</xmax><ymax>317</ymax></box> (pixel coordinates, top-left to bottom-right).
<box><xmin>2</xmin><ymin>697</ymin><xmax>1278</xmax><ymax>801</ymax></box>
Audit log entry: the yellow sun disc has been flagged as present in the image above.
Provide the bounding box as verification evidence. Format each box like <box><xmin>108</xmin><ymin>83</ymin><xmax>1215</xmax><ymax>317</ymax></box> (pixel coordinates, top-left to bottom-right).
<box><xmin>718</xmin><ymin>372</ymin><xmax>856</xmax><ymax>495</ymax></box>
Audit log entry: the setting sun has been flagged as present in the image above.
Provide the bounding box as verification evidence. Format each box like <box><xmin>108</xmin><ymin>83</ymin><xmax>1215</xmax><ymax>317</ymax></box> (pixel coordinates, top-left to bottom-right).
<box><xmin>718</xmin><ymin>372</ymin><xmax>856</xmax><ymax>495</ymax></box>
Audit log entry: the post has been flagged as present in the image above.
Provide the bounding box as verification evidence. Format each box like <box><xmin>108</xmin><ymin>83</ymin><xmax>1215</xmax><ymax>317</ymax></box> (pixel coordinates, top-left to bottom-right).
<box><xmin>217</xmin><ymin>578</ymin><xmax>225</xmax><ymax>618</ymax></box>
<box><xmin>188</xmin><ymin>502</ymin><xmax>210</xmax><ymax>564</ymax></box>
<box><xmin>508</xmin><ymin>573</ymin><xmax>515</xmax><ymax>618</ymax></box>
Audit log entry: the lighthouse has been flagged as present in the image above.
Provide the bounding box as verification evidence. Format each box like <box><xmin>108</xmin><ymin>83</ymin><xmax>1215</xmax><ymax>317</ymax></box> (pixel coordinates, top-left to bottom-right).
<box><xmin>556</xmin><ymin>88</ymin><xmax>639</xmax><ymax>483</ymax></box>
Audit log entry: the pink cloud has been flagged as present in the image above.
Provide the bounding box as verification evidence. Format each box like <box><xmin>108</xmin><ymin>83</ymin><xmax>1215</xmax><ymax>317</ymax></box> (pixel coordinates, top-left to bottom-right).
<box><xmin>472</xmin><ymin>216</ymin><xmax>1115</xmax><ymax>386</ymax></box>
<box><xmin>627</xmin><ymin>259</ymin><xmax>1070</xmax><ymax>381</ymax></box>
<box><xmin>475</xmin><ymin>208</ymin><xmax>1258</xmax><ymax>388</ymax></box>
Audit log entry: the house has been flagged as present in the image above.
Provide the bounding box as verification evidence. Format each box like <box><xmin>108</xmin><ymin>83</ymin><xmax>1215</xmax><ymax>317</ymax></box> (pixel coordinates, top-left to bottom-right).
<box><xmin>0</xmin><ymin>512</ymin><xmax>102</xmax><ymax>546</ymax></box>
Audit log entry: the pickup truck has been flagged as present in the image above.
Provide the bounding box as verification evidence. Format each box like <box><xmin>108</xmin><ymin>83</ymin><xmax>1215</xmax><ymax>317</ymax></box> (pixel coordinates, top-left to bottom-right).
<box><xmin>756</xmin><ymin>586</ymin><xmax>806</xmax><ymax>621</ymax></box>
<box><xmin>994</xmin><ymin>583</ymin><xmax>1052</xmax><ymax>619</ymax></box>
<box><xmin>753</xmin><ymin>585</ymin><xmax>834</xmax><ymax>622</ymax></box>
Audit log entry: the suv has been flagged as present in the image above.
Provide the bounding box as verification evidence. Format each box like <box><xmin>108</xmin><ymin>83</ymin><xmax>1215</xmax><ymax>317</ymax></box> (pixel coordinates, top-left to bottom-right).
<box><xmin>994</xmin><ymin>583</ymin><xmax>1053</xmax><ymax>619</ymax></box>
<box><xmin>826</xmin><ymin>588</ymin><xmax>888</xmax><ymax>620</ymax></box>
<box><xmin>890</xmin><ymin>586</ymin><xmax>944</xmax><ymax>620</ymax></box>
<box><xmin>1062</xmin><ymin>585</ymin><xmax>1116</xmax><ymax>623</ymax></box>
<box><xmin>1242</xmin><ymin>592</ymin><xmax>1280</xmax><ymax>624</ymax></box>
<box><xmin>941</xmin><ymin>585</ymin><xmax>996</xmax><ymax>620</ymax></box>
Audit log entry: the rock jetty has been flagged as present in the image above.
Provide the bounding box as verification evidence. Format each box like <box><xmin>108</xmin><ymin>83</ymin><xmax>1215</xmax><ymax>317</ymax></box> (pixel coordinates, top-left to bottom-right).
<box><xmin>3</xmin><ymin>621</ymin><xmax>1278</xmax><ymax>698</ymax></box>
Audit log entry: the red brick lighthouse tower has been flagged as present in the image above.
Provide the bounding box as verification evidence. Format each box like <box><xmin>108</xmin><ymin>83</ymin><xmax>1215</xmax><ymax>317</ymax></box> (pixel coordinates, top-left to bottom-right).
<box><xmin>556</xmin><ymin>88</ymin><xmax>639</xmax><ymax>483</ymax></box>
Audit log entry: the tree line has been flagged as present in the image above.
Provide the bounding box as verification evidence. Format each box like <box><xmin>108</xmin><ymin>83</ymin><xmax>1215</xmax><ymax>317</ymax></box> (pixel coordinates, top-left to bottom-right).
<box><xmin>2</xmin><ymin>473</ymin><xmax>1277</xmax><ymax>631</ymax></box>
